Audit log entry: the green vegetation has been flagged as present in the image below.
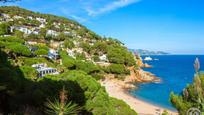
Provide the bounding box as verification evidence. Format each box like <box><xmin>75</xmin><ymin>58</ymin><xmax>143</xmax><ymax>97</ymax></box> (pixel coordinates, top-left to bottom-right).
<box><xmin>105</xmin><ymin>64</ymin><xmax>130</xmax><ymax>75</ymax></box>
<box><xmin>0</xmin><ymin>6</ymin><xmax>138</xmax><ymax>114</ymax></box>
<box><xmin>170</xmin><ymin>58</ymin><xmax>204</xmax><ymax>114</ymax></box>
<box><xmin>75</xmin><ymin>60</ymin><xmax>100</xmax><ymax>74</ymax></box>
<box><xmin>60</xmin><ymin>50</ymin><xmax>75</xmax><ymax>69</ymax></box>
<box><xmin>7</xmin><ymin>43</ymin><xmax>31</xmax><ymax>56</ymax></box>
<box><xmin>34</xmin><ymin>49</ymin><xmax>48</xmax><ymax>56</ymax></box>
<box><xmin>0</xmin><ymin>50</ymin><xmax>137</xmax><ymax>114</ymax></box>
<box><xmin>45</xmin><ymin>87</ymin><xmax>82</xmax><ymax>115</ymax></box>
<box><xmin>0</xmin><ymin>22</ymin><xmax>10</xmax><ymax>35</ymax></box>
<box><xmin>64</xmin><ymin>40</ymin><xmax>75</xmax><ymax>49</ymax></box>
<box><xmin>107</xmin><ymin>45</ymin><xmax>135</xmax><ymax>66</ymax></box>
<box><xmin>20</xmin><ymin>66</ymin><xmax>38</xmax><ymax>80</ymax></box>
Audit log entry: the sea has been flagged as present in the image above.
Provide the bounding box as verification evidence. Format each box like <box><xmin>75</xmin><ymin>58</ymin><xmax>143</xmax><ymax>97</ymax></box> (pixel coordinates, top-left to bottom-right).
<box><xmin>129</xmin><ymin>55</ymin><xmax>204</xmax><ymax>111</ymax></box>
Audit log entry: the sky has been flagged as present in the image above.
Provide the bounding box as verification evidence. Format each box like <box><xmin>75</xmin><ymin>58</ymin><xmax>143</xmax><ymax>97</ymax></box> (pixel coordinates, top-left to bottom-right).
<box><xmin>1</xmin><ymin>0</ymin><xmax>204</xmax><ymax>54</ymax></box>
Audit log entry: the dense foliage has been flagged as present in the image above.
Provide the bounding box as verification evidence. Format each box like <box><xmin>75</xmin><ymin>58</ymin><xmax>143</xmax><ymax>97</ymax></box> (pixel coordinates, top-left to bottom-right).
<box><xmin>107</xmin><ymin>45</ymin><xmax>136</xmax><ymax>66</ymax></box>
<box><xmin>0</xmin><ymin>22</ymin><xmax>10</xmax><ymax>35</ymax></box>
<box><xmin>170</xmin><ymin>72</ymin><xmax>204</xmax><ymax>114</ymax></box>
<box><xmin>105</xmin><ymin>64</ymin><xmax>130</xmax><ymax>75</ymax></box>
<box><xmin>0</xmin><ymin>6</ymin><xmax>138</xmax><ymax>114</ymax></box>
<box><xmin>0</xmin><ymin>50</ymin><xmax>136</xmax><ymax>114</ymax></box>
<box><xmin>170</xmin><ymin>59</ymin><xmax>204</xmax><ymax>114</ymax></box>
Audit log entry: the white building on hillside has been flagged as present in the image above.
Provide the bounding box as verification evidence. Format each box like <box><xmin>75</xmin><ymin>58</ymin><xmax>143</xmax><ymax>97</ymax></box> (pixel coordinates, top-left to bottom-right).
<box><xmin>32</xmin><ymin>30</ymin><xmax>39</xmax><ymax>35</ymax></box>
<box><xmin>39</xmin><ymin>23</ymin><xmax>45</xmax><ymax>28</ymax></box>
<box><xmin>47</xmin><ymin>30</ymin><xmax>58</xmax><ymax>36</ymax></box>
<box><xmin>13</xmin><ymin>15</ymin><xmax>23</xmax><ymax>19</ymax></box>
<box><xmin>64</xmin><ymin>31</ymin><xmax>71</xmax><ymax>35</ymax></box>
<box><xmin>32</xmin><ymin>63</ymin><xmax>59</xmax><ymax>77</ymax></box>
<box><xmin>27</xmin><ymin>16</ymin><xmax>33</xmax><ymax>20</ymax></box>
<box><xmin>99</xmin><ymin>54</ymin><xmax>108</xmax><ymax>62</ymax></box>
<box><xmin>36</xmin><ymin>17</ymin><xmax>46</xmax><ymax>23</ymax></box>
<box><xmin>10</xmin><ymin>26</ymin><xmax>32</xmax><ymax>34</ymax></box>
<box><xmin>48</xmin><ymin>49</ymin><xmax>60</xmax><ymax>60</ymax></box>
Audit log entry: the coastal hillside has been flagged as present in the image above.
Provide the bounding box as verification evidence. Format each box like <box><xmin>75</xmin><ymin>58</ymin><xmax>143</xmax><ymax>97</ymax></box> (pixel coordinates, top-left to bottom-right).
<box><xmin>0</xmin><ymin>6</ymin><xmax>137</xmax><ymax>114</ymax></box>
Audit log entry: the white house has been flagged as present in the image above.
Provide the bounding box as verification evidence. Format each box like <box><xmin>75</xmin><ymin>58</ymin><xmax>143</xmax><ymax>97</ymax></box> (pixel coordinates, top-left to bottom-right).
<box><xmin>32</xmin><ymin>63</ymin><xmax>59</xmax><ymax>77</ymax></box>
<box><xmin>99</xmin><ymin>54</ymin><xmax>108</xmax><ymax>62</ymax></box>
<box><xmin>48</xmin><ymin>49</ymin><xmax>60</xmax><ymax>60</ymax></box>
<box><xmin>32</xmin><ymin>30</ymin><xmax>39</xmax><ymax>35</ymax></box>
<box><xmin>64</xmin><ymin>31</ymin><xmax>71</xmax><ymax>35</ymax></box>
<box><xmin>26</xmin><ymin>41</ymin><xmax>38</xmax><ymax>45</ymax></box>
<box><xmin>39</xmin><ymin>23</ymin><xmax>45</xmax><ymax>28</ymax></box>
<box><xmin>27</xmin><ymin>16</ymin><xmax>33</xmax><ymax>20</ymax></box>
<box><xmin>36</xmin><ymin>17</ymin><xmax>46</xmax><ymax>23</ymax></box>
<box><xmin>18</xmin><ymin>26</ymin><xmax>32</xmax><ymax>34</ymax></box>
<box><xmin>47</xmin><ymin>30</ymin><xmax>58</xmax><ymax>36</ymax></box>
<box><xmin>13</xmin><ymin>15</ymin><xmax>23</xmax><ymax>19</ymax></box>
<box><xmin>11</xmin><ymin>26</ymin><xmax>32</xmax><ymax>34</ymax></box>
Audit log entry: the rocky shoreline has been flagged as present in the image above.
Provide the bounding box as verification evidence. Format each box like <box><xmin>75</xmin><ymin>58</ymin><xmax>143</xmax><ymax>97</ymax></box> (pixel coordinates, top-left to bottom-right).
<box><xmin>102</xmin><ymin>55</ymin><xmax>161</xmax><ymax>89</ymax></box>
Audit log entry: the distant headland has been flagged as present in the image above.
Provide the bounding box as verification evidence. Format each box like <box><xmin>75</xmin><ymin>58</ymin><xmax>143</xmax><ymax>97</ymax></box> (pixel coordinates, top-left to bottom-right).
<box><xmin>129</xmin><ymin>49</ymin><xmax>169</xmax><ymax>55</ymax></box>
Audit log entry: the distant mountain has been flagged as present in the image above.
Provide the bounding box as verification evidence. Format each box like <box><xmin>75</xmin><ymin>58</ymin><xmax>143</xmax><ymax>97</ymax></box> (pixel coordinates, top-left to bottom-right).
<box><xmin>129</xmin><ymin>49</ymin><xmax>169</xmax><ymax>55</ymax></box>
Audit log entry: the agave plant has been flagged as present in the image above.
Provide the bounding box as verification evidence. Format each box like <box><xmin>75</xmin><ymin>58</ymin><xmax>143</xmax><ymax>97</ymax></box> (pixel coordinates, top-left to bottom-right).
<box><xmin>45</xmin><ymin>87</ymin><xmax>82</xmax><ymax>115</ymax></box>
<box><xmin>45</xmin><ymin>99</ymin><xmax>82</xmax><ymax>115</ymax></box>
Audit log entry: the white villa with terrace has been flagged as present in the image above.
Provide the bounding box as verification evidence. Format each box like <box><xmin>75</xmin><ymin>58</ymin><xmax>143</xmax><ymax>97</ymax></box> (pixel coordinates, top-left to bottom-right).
<box><xmin>10</xmin><ymin>26</ymin><xmax>32</xmax><ymax>34</ymax></box>
<box><xmin>32</xmin><ymin>63</ymin><xmax>59</xmax><ymax>77</ymax></box>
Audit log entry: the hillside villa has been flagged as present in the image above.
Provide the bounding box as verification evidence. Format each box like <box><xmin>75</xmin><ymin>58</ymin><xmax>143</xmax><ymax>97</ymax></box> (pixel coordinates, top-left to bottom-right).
<box><xmin>32</xmin><ymin>63</ymin><xmax>59</xmax><ymax>77</ymax></box>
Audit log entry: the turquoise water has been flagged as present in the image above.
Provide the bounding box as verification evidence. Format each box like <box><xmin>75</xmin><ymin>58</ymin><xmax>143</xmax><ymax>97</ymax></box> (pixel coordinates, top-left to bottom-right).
<box><xmin>129</xmin><ymin>55</ymin><xmax>204</xmax><ymax>111</ymax></box>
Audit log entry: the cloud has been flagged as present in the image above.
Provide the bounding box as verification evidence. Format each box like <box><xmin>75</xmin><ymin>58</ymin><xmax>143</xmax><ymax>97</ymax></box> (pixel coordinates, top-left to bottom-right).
<box><xmin>86</xmin><ymin>0</ymin><xmax>141</xmax><ymax>16</ymax></box>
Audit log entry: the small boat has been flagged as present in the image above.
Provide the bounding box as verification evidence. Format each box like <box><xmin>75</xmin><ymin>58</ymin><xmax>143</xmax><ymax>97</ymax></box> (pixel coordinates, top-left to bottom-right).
<box><xmin>154</xmin><ymin>58</ymin><xmax>159</xmax><ymax>61</ymax></box>
<box><xmin>144</xmin><ymin>56</ymin><xmax>153</xmax><ymax>61</ymax></box>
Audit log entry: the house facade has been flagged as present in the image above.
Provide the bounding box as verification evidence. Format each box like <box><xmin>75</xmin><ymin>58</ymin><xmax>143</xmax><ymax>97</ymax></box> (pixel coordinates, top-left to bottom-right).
<box><xmin>48</xmin><ymin>49</ymin><xmax>60</xmax><ymax>60</ymax></box>
<box><xmin>32</xmin><ymin>63</ymin><xmax>59</xmax><ymax>77</ymax></box>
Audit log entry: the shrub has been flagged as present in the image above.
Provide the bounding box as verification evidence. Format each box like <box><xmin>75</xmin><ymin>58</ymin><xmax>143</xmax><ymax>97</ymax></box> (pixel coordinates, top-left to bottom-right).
<box><xmin>0</xmin><ymin>36</ymin><xmax>25</xmax><ymax>44</ymax></box>
<box><xmin>75</xmin><ymin>52</ymin><xmax>86</xmax><ymax>60</ymax></box>
<box><xmin>20</xmin><ymin>66</ymin><xmax>38</xmax><ymax>80</ymax></box>
<box><xmin>34</xmin><ymin>49</ymin><xmax>48</xmax><ymax>56</ymax></box>
<box><xmin>75</xmin><ymin>60</ymin><xmax>100</xmax><ymax>74</ymax></box>
<box><xmin>0</xmin><ymin>22</ymin><xmax>10</xmax><ymax>35</ymax></box>
<box><xmin>107</xmin><ymin>46</ymin><xmax>136</xmax><ymax>66</ymax></box>
<box><xmin>7</xmin><ymin>43</ymin><xmax>31</xmax><ymax>56</ymax></box>
<box><xmin>64</xmin><ymin>40</ymin><xmax>75</xmax><ymax>49</ymax></box>
<box><xmin>106</xmin><ymin>64</ymin><xmax>130</xmax><ymax>75</ymax></box>
<box><xmin>92</xmin><ymin>55</ymin><xmax>100</xmax><ymax>62</ymax></box>
<box><xmin>60</xmin><ymin>51</ymin><xmax>75</xmax><ymax>69</ymax></box>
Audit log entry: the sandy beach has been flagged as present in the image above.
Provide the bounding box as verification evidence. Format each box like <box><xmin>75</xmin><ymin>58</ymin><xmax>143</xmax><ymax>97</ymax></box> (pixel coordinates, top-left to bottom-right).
<box><xmin>101</xmin><ymin>79</ymin><xmax>178</xmax><ymax>115</ymax></box>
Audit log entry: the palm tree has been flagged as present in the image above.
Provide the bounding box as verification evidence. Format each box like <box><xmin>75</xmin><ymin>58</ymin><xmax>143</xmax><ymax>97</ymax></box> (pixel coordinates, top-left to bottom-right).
<box><xmin>45</xmin><ymin>87</ymin><xmax>82</xmax><ymax>115</ymax></box>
